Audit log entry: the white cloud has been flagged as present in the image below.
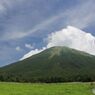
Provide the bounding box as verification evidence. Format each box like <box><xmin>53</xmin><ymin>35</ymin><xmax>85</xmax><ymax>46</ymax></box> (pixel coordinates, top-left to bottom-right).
<box><xmin>20</xmin><ymin>47</ymin><xmax>46</xmax><ymax>60</ymax></box>
<box><xmin>25</xmin><ymin>44</ymin><xmax>34</xmax><ymax>49</ymax></box>
<box><xmin>64</xmin><ymin>0</ymin><xmax>95</xmax><ymax>29</ymax></box>
<box><xmin>1</xmin><ymin>31</ymin><xmax>29</xmax><ymax>41</ymax></box>
<box><xmin>47</xmin><ymin>26</ymin><xmax>95</xmax><ymax>55</ymax></box>
<box><xmin>1</xmin><ymin>0</ymin><xmax>95</xmax><ymax>41</ymax></box>
<box><xmin>0</xmin><ymin>0</ymin><xmax>25</xmax><ymax>13</ymax></box>
<box><xmin>26</xmin><ymin>0</ymin><xmax>95</xmax><ymax>35</ymax></box>
<box><xmin>16</xmin><ymin>46</ymin><xmax>21</xmax><ymax>51</ymax></box>
<box><xmin>20</xmin><ymin>26</ymin><xmax>95</xmax><ymax>60</ymax></box>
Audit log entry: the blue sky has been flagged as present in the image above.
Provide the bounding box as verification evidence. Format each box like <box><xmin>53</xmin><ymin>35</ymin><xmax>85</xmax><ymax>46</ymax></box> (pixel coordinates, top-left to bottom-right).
<box><xmin>0</xmin><ymin>0</ymin><xmax>95</xmax><ymax>66</ymax></box>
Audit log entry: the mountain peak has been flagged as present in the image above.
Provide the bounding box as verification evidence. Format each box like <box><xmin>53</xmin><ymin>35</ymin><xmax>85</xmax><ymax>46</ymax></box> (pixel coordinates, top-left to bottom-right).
<box><xmin>0</xmin><ymin>46</ymin><xmax>95</xmax><ymax>82</ymax></box>
<box><xmin>40</xmin><ymin>46</ymin><xmax>94</xmax><ymax>59</ymax></box>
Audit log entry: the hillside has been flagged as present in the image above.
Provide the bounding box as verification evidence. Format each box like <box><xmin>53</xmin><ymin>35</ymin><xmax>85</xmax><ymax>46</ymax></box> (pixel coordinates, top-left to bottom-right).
<box><xmin>0</xmin><ymin>46</ymin><xmax>95</xmax><ymax>82</ymax></box>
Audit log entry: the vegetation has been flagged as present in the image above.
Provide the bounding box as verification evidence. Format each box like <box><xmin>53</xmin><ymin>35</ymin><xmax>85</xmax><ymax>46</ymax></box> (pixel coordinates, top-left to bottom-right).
<box><xmin>0</xmin><ymin>46</ymin><xmax>95</xmax><ymax>82</ymax></box>
<box><xmin>0</xmin><ymin>82</ymin><xmax>94</xmax><ymax>95</ymax></box>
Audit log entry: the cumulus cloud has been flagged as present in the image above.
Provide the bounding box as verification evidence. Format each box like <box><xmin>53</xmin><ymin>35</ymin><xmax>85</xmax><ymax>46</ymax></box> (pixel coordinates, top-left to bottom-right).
<box><xmin>47</xmin><ymin>26</ymin><xmax>95</xmax><ymax>55</ymax></box>
<box><xmin>16</xmin><ymin>46</ymin><xmax>21</xmax><ymax>51</ymax></box>
<box><xmin>20</xmin><ymin>26</ymin><xmax>95</xmax><ymax>60</ymax></box>
<box><xmin>25</xmin><ymin>44</ymin><xmax>34</xmax><ymax>49</ymax></box>
<box><xmin>20</xmin><ymin>47</ymin><xmax>46</xmax><ymax>60</ymax></box>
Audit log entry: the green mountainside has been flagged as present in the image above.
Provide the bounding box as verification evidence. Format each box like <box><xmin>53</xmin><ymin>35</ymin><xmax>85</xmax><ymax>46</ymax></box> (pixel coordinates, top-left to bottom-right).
<box><xmin>0</xmin><ymin>46</ymin><xmax>95</xmax><ymax>82</ymax></box>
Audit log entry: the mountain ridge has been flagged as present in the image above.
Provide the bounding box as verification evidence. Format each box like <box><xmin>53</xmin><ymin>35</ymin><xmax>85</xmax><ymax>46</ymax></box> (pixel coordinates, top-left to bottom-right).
<box><xmin>21</xmin><ymin>46</ymin><xmax>94</xmax><ymax>61</ymax></box>
<box><xmin>0</xmin><ymin>46</ymin><xmax>95</xmax><ymax>82</ymax></box>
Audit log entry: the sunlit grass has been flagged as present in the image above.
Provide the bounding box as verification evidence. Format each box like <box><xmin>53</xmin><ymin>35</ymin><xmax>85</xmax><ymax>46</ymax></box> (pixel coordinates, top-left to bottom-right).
<box><xmin>0</xmin><ymin>82</ymin><xmax>94</xmax><ymax>95</ymax></box>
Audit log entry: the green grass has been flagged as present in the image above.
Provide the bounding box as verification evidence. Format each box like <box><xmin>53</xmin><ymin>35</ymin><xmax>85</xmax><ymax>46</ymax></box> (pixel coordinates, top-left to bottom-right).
<box><xmin>0</xmin><ymin>82</ymin><xmax>94</xmax><ymax>95</ymax></box>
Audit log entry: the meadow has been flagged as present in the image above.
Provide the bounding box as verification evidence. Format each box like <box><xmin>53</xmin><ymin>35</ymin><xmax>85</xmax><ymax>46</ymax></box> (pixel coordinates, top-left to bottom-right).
<box><xmin>0</xmin><ymin>82</ymin><xmax>95</xmax><ymax>95</ymax></box>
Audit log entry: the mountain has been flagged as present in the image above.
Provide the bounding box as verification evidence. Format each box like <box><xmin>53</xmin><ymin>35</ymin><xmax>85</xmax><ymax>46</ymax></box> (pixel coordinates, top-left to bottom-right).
<box><xmin>0</xmin><ymin>46</ymin><xmax>95</xmax><ymax>82</ymax></box>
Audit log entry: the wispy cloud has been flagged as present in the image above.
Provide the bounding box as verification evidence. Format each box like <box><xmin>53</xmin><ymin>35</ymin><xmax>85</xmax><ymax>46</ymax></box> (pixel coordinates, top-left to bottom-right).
<box><xmin>25</xmin><ymin>44</ymin><xmax>34</xmax><ymax>49</ymax></box>
<box><xmin>1</xmin><ymin>31</ymin><xmax>29</xmax><ymax>40</ymax></box>
<box><xmin>0</xmin><ymin>0</ymin><xmax>25</xmax><ymax>13</ymax></box>
<box><xmin>64</xmin><ymin>0</ymin><xmax>95</xmax><ymax>28</ymax></box>
<box><xmin>0</xmin><ymin>13</ymin><xmax>63</xmax><ymax>41</ymax></box>
<box><xmin>1</xmin><ymin>0</ymin><xmax>95</xmax><ymax>41</ymax></box>
<box><xmin>29</xmin><ymin>0</ymin><xmax>95</xmax><ymax>32</ymax></box>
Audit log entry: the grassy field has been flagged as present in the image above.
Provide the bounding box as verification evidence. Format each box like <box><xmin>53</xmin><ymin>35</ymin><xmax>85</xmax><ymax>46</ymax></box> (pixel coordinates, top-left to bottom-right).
<box><xmin>0</xmin><ymin>82</ymin><xmax>95</xmax><ymax>95</ymax></box>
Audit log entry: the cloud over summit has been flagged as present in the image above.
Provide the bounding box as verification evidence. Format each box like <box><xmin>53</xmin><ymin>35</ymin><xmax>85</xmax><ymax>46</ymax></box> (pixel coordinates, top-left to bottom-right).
<box><xmin>47</xmin><ymin>26</ymin><xmax>95</xmax><ymax>54</ymax></box>
<box><xmin>20</xmin><ymin>26</ymin><xmax>95</xmax><ymax>60</ymax></box>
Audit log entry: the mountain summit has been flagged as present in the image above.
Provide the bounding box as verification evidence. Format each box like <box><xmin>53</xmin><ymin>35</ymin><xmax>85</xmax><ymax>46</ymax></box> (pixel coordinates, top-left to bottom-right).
<box><xmin>0</xmin><ymin>46</ymin><xmax>95</xmax><ymax>82</ymax></box>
